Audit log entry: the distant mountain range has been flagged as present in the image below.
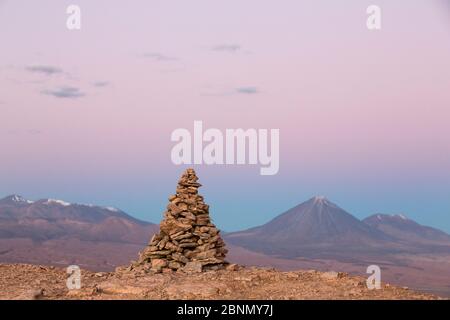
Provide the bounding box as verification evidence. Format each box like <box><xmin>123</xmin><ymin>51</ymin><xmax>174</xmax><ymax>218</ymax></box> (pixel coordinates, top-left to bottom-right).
<box><xmin>0</xmin><ymin>194</ymin><xmax>157</xmax><ymax>243</ymax></box>
<box><xmin>224</xmin><ymin>196</ymin><xmax>450</xmax><ymax>296</ymax></box>
<box><xmin>0</xmin><ymin>195</ymin><xmax>158</xmax><ymax>270</ymax></box>
<box><xmin>1</xmin><ymin>194</ymin><xmax>450</xmax><ymax>295</ymax></box>
<box><xmin>225</xmin><ymin>196</ymin><xmax>450</xmax><ymax>259</ymax></box>
<box><xmin>363</xmin><ymin>213</ymin><xmax>450</xmax><ymax>246</ymax></box>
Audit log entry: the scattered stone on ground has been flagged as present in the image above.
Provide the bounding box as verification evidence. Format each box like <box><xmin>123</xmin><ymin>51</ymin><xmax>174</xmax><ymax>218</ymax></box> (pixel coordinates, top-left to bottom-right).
<box><xmin>0</xmin><ymin>264</ymin><xmax>443</xmax><ymax>300</ymax></box>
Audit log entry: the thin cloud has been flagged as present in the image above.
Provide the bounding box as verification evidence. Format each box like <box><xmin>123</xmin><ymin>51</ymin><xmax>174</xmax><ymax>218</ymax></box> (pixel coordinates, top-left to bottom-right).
<box><xmin>28</xmin><ymin>129</ymin><xmax>42</xmax><ymax>135</ymax></box>
<box><xmin>212</xmin><ymin>44</ymin><xmax>241</xmax><ymax>52</ymax></box>
<box><xmin>142</xmin><ymin>53</ymin><xmax>178</xmax><ymax>61</ymax></box>
<box><xmin>26</xmin><ymin>65</ymin><xmax>63</xmax><ymax>75</ymax></box>
<box><xmin>93</xmin><ymin>81</ymin><xmax>110</xmax><ymax>87</ymax></box>
<box><xmin>236</xmin><ymin>86</ymin><xmax>259</xmax><ymax>95</ymax></box>
<box><xmin>41</xmin><ymin>86</ymin><xmax>85</xmax><ymax>99</ymax></box>
<box><xmin>201</xmin><ymin>86</ymin><xmax>260</xmax><ymax>97</ymax></box>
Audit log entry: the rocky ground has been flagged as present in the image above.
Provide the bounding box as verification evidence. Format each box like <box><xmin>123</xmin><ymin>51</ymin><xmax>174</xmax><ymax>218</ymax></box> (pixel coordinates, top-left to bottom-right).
<box><xmin>0</xmin><ymin>263</ymin><xmax>442</xmax><ymax>300</ymax></box>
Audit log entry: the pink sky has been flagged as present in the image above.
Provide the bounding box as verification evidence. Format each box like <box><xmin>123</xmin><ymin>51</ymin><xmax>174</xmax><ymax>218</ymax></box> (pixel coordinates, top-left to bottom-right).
<box><xmin>0</xmin><ymin>0</ymin><xmax>449</xmax><ymax>231</ymax></box>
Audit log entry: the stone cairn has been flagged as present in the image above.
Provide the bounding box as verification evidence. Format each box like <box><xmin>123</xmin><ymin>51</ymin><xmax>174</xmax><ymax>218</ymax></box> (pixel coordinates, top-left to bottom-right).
<box><xmin>135</xmin><ymin>168</ymin><xmax>228</xmax><ymax>273</ymax></box>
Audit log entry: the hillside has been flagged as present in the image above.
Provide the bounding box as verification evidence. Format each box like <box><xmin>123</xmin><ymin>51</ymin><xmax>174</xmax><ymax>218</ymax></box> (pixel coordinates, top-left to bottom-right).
<box><xmin>0</xmin><ymin>195</ymin><xmax>158</xmax><ymax>270</ymax></box>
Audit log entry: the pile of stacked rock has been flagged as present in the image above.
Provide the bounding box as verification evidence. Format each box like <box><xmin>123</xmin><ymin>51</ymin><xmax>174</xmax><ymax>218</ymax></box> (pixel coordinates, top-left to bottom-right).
<box><xmin>135</xmin><ymin>168</ymin><xmax>228</xmax><ymax>273</ymax></box>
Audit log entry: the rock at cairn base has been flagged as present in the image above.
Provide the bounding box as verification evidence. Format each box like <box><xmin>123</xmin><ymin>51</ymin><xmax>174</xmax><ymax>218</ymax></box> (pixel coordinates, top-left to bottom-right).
<box><xmin>135</xmin><ymin>168</ymin><xmax>228</xmax><ymax>273</ymax></box>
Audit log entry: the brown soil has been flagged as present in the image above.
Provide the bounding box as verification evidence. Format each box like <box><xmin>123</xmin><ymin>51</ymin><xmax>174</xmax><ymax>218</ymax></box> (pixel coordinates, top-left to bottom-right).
<box><xmin>0</xmin><ymin>263</ymin><xmax>443</xmax><ymax>300</ymax></box>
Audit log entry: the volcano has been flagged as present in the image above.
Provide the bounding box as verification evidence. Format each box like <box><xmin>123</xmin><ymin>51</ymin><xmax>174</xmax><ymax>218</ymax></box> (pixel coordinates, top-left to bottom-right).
<box><xmin>225</xmin><ymin>196</ymin><xmax>396</xmax><ymax>259</ymax></box>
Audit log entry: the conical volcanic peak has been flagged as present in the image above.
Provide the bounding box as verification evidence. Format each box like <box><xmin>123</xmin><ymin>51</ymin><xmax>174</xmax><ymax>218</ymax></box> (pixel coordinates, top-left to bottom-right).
<box><xmin>309</xmin><ymin>195</ymin><xmax>337</xmax><ymax>209</ymax></box>
<box><xmin>225</xmin><ymin>196</ymin><xmax>391</xmax><ymax>258</ymax></box>
<box><xmin>134</xmin><ymin>168</ymin><xmax>228</xmax><ymax>273</ymax></box>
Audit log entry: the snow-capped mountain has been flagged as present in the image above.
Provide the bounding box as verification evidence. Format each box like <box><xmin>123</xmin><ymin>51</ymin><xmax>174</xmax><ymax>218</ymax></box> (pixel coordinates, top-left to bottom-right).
<box><xmin>0</xmin><ymin>194</ymin><xmax>157</xmax><ymax>241</ymax></box>
<box><xmin>364</xmin><ymin>213</ymin><xmax>450</xmax><ymax>245</ymax></box>
<box><xmin>225</xmin><ymin>196</ymin><xmax>450</xmax><ymax>259</ymax></box>
<box><xmin>0</xmin><ymin>194</ymin><xmax>34</xmax><ymax>205</ymax></box>
<box><xmin>0</xmin><ymin>195</ymin><xmax>158</xmax><ymax>270</ymax></box>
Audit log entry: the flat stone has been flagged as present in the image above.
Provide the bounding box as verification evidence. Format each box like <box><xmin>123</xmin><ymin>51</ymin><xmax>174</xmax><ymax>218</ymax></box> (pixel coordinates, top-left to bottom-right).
<box><xmin>180</xmin><ymin>211</ymin><xmax>196</xmax><ymax>221</ymax></box>
<box><xmin>194</xmin><ymin>249</ymin><xmax>217</xmax><ymax>260</ymax></box>
<box><xmin>320</xmin><ymin>271</ymin><xmax>346</xmax><ymax>280</ymax></box>
<box><xmin>226</xmin><ymin>264</ymin><xmax>239</xmax><ymax>271</ymax></box>
<box><xmin>171</xmin><ymin>232</ymin><xmax>193</xmax><ymax>241</ymax></box>
<box><xmin>168</xmin><ymin>261</ymin><xmax>182</xmax><ymax>269</ymax></box>
<box><xmin>182</xmin><ymin>261</ymin><xmax>203</xmax><ymax>273</ymax></box>
<box><xmin>171</xmin><ymin>253</ymin><xmax>189</xmax><ymax>264</ymax></box>
<box><xmin>160</xmin><ymin>219</ymin><xmax>192</xmax><ymax>235</ymax></box>
<box><xmin>179</xmin><ymin>242</ymin><xmax>197</xmax><ymax>248</ymax></box>
<box><xmin>151</xmin><ymin>259</ymin><xmax>168</xmax><ymax>270</ymax></box>
<box><xmin>149</xmin><ymin>250</ymin><xmax>172</xmax><ymax>256</ymax></box>
<box><xmin>164</xmin><ymin>242</ymin><xmax>178</xmax><ymax>251</ymax></box>
<box><xmin>167</xmin><ymin>202</ymin><xmax>183</xmax><ymax>215</ymax></box>
<box><xmin>196</xmin><ymin>257</ymin><xmax>224</xmax><ymax>266</ymax></box>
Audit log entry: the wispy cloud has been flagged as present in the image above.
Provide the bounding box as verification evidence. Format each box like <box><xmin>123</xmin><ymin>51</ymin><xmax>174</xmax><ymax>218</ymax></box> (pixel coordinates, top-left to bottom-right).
<box><xmin>212</xmin><ymin>44</ymin><xmax>241</xmax><ymax>53</ymax></box>
<box><xmin>201</xmin><ymin>86</ymin><xmax>260</xmax><ymax>97</ymax></box>
<box><xmin>26</xmin><ymin>65</ymin><xmax>63</xmax><ymax>76</ymax></box>
<box><xmin>41</xmin><ymin>86</ymin><xmax>85</xmax><ymax>99</ymax></box>
<box><xmin>93</xmin><ymin>81</ymin><xmax>110</xmax><ymax>87</ymax></box>
<box><xmin>142</xmin><ymin>52</ymin><xmax>177</xmax><ymax>61</ymax></box>
<box><xmin>28</xmin><ymin>129</ymin><xmax>42</xmax><ymax>135</ymax></box>
<box><xmin>236</xmin><ymin>86</ymin><xmax>259</xmax><ymax>94</ymax></box>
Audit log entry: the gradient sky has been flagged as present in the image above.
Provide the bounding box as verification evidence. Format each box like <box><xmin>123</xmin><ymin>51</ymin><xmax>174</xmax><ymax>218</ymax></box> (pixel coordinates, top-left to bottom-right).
<box><xmin>1</xmin><ymin>0</ymin><xmax>449</xmax><ymax>232</ymax></box>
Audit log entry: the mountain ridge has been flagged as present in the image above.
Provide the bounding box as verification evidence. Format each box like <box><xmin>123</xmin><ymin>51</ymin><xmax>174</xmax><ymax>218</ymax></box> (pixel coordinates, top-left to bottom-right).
<box><xmin>364</xmin><ymin>213</ymin><xmax>450</xmax><ymax>245</ymax></box>
<box><xmin>1</xmin><ymin>194</ymin><xmax>450</xmax><ymax>295</ymax></box>
<box><xmin>225</xmin><ymin>196</ymin><xmax>450</xmax><ymax>259</ymax></box>
<box><xmin>0</xmin><ymin>194</ymin><xmax>150</xmax><ymax>226</ymax></box>
<box><xmin>0</xmin><ymin>194</ymin><xmax>158</xmax><ymax>270</ymax></box>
